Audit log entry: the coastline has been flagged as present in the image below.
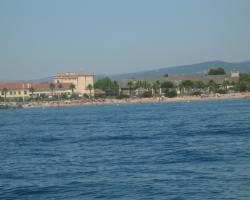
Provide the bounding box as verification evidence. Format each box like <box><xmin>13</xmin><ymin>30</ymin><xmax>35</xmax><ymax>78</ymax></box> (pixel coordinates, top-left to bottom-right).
<box><xmin>13</xmin><ymin>92</ymin><xmax>250</xmax><ymax>109</ymax></box>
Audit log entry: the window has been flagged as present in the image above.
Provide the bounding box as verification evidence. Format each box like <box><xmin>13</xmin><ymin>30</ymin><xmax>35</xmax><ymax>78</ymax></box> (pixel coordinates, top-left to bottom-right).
<box><xmin>24</xmin><ymin>91</ymin><xmax>27</xmax><ymax>95</ymax></box>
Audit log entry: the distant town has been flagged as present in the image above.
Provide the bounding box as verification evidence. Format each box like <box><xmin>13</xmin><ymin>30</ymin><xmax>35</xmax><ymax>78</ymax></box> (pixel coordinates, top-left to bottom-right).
<box><xmin>1</xmin><ymin>67</ymin><xmax>250</xmax><ymax>109</ymax></box>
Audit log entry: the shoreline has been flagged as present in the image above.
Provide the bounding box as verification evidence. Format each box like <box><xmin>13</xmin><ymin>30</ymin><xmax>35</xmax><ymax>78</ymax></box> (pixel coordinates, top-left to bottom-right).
<box><xmin>4</xmin><ymin>92</ymin><xmax>247</xmax><ymax>109</ymax></box>
<box><xmin>1</xmin><ymin>92</ymin><xmax>250</xmax><ymax>110</ymax></box>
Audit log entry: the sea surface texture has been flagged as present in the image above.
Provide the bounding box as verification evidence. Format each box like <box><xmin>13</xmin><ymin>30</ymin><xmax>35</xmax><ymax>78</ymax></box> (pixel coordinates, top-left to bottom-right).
<box><xmin>0</xmin><ymin>100</ymin><xmax>250</xmax><ymax>200</ymax></box>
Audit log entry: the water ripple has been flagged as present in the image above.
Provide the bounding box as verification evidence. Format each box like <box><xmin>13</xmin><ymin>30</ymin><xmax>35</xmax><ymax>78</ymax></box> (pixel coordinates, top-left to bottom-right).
<box><xmin>1</xmin><ymin>100</ymin><xmax>250</xmax><ymax>199</ymax></box>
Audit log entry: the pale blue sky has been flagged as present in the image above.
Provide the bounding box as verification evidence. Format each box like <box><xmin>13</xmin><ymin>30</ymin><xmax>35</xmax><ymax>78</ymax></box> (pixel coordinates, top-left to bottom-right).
<box><xmin>0</xmin><ymin>0</ymin><xmax>249</xmax><ymax>81</ymax></box>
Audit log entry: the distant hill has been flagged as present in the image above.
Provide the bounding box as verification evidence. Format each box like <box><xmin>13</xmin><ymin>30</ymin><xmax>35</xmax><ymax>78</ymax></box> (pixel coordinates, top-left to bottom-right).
<box><xmin>6</xmin><ymin>60</ymin><xmax>250</xmax><ymax>83</ymax></box>
<box><xmin>96</xmin><ymin>60</ymin><xmax>250</xmax><ymax>80</ymax></box>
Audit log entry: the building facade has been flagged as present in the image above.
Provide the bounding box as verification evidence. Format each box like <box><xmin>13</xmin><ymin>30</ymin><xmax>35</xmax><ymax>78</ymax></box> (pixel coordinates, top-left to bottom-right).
<box><xmin>0</xmin><ymin>83</ymin><xmax>31</xmax><ymax>98</ymax></box>
<box><xmin>0</xmin><ymin>82</ymin><xmax>72</xmax><ymax>99</ymax></box>
<box><xmin>53</xmin><ymin>73</ymin><xmax>94</xmax><ymax>95</ymax></box>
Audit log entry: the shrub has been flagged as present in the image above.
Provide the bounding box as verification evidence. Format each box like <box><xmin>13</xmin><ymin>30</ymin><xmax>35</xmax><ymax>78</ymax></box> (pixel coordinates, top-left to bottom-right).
<box><xmin>235</xmin><ymin>82</ymin><xmax>248</xmax><ymax>92</ymax></box>
<box><xmin>192</xmin><ymin>91</ymin><xmax>202</xmax><ymax>96</ymax></box>
<box><xmin>141</xmin><ymin>91</ymin><xmax>152</xmax><ymax>98</ymax></box>
<box><xmin>165</xmin><ymin>90</ymin><xmax>177</xmax><ymax>98</ymax></box>
<box><xmin>208</xmin><ymin>67</ymin><xmax>226</xmax><ymax>75</ymax></box>
<box><xmin>217</xmin><ymin>89</ymin><xmax>227</xmax><ymax>94</ymax></box>
<box><xmin>116</xmin><ymin>94</ymin><xmax>129</xmax><ymax>99</ymax></box>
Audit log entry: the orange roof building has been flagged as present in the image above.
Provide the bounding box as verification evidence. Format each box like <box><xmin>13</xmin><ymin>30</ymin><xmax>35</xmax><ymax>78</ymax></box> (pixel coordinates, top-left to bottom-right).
<box><xmin>0</xmin><ymin>82</ymin><xmax>72</xmax><ymax>98</ymax></box>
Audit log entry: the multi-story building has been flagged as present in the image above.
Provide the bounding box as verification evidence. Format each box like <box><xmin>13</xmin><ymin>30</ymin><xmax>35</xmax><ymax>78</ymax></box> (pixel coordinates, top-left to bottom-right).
<box><xmin>53</xmin><ymin>73</ymin><xmax>94</xmax><ymax>95</ymax></box>
<box><xmin>0</xmin><ymin>72</ymin><xmax>94</xmax><ymax>99</ymax></box>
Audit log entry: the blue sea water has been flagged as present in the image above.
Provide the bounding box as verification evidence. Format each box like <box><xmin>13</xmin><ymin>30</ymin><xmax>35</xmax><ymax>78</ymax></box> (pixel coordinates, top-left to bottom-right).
<box><xmin>0</xmin><ymin>100</ymin><xmax>250</xmax><ymax>200</ymax></box>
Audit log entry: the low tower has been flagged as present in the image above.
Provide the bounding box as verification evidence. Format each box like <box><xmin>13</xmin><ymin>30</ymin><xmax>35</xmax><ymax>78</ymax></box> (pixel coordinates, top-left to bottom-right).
<box><xmin>231</xmin><ymin>69</ymin><xmax>239</xmax><ymax>78</ymax></box>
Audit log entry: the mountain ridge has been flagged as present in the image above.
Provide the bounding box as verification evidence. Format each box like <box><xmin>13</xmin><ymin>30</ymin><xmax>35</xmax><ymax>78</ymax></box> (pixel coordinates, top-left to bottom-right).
<box><xmin>96</xmin><ymin>60</ymin><xmax>250</xmax><ymax>80</ymax></box>
<box><xmin>3</xmin><ymin>60</ymin><xmax>250</xmax><ymax>82</ymax></box>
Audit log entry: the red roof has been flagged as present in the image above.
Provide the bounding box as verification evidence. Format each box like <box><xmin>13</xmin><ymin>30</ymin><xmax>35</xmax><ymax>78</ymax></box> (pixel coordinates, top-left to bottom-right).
<box><xmin>0</xmin><ymin>82</ymin><xmax>31</xmax><ymax>90</ymax></box>
<box><xmin>31</xmin><ymin>83</ymin><xmax>49</xmax><ymax>91</ymax></box>
<box><xmin>0</xmin><ymin>82</ymin><xmax>72</xmax><ymax>91</ymax></box>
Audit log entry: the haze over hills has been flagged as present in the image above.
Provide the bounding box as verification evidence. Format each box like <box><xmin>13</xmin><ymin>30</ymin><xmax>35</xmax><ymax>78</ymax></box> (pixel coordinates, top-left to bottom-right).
<box><xmin>98</xmin><ymin>60</ymin><xmax>250</xmax><ymax>80</ymax></box>
<box><xmin>6</xmin><ymin>60</ymin><xmax>250</xmax><ymax>83</ymax></box>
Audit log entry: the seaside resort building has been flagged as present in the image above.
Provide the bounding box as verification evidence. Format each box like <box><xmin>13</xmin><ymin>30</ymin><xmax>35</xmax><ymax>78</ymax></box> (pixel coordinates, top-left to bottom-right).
<box><xmin>0</xmin><ymin>73</ymin><xmax>94</xmax><ymax>99</ymax></box>
<box><xmin>0</xmin><ymin>82</ymin><xmax>72</xmax><ymax>99</ymax></box>
<box><xmin>118</xmin><ymin>70</ymin><xmax>240</xmax><ymax>96</ymax></box>
<box><xmin>53</xmin><ymin>73</ymin><xmax>94</xmax><ymax>96</ymax></box>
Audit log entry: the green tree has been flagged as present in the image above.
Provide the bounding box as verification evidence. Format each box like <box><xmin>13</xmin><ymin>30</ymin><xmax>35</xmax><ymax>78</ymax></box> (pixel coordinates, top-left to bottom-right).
<box><xmin>127</xmin><ymin>81</ymin><xmax>134</xmax><ymax>96</ymax></box>
<box><xmin>94</xmin><ymin>77</ymin><xmax>119</xmax><ymax>96</ymax></box>
<box><xmin>161</xmin><ymin>81</ymin><xmax>174</xmax><ymax>89</ymax></box>
<box><xmin>29</xmin><ymin>87</ymin><xmax>35</xmax><ymax>99</ymax></box>
<box><xmin>222</xmin><ymin>80</ymin><xmax>230</xmax><ymax>90</ymax></box>
<box><xmin>153</xmin><ymin>80</ymin><xmax>161</xmax><ymax>96</ymax></box>
<box><xmin>86</xmin><ymin>84</ymin><xmax>93</xmax><ymax>97</ymax></box>
<box><xmin>134</xmin><ymin>80</ymin><xmax>150</xmax><ymax>89</ymax></box>
<box><xmin>180</xmin><ymin>80</ymin><xmax>194</xmax><ymax>95</ymax></box>
<box><xmin>194</xmin><ymin>80</ymin><xmax>205</xmax><ymax>89</ymax></box>
<box><xmin>69</xmin><ymin>83</ymin><xmax>76</xmax><ymax>94</ymax></box>
<box><xmin>56</xmin><ymin>84</ymin><xmax>63</xmax><ymax>99</ymax></box>
<box><xmin>134</xmin><ymin>80</ymin><xmax>141</xmax><ymax>89</ymax></box>
<box><xmin>235</xmin><ymin>82</ymin><xmax>248</xmax><ymax>92</ymax></box>
<box><xmin>49</xmin><ymin>83</ymin><xmax>56</xmax><ymax>96</ymax></box>
<box><xmin>161</xmin><ymin>81</ymin><xmax>174</xmax><ymax>95</ymax></box>
<box><xmin>234</xmin><ymin>73</ymin><xmax>250</xmax><ymax>92</ymax></box>
<box><xmin>141</xmin><ymin>91</ymin><xmax>152</xmax><ymax>98</ymax></box>
<box><xmin>181</xmin><ymin>80</ymin><xmax>194</xmax><ymax>88</ymax></box>
<box><xmin>2</xmin><ymin>88</ymin><xmax>8</xmax><ymax>102</ymax></box>
<box><xmin>208</xmin><ymin>67</ymin><xmax>226</xmax><ymax>75</ymax></box>
<box><xmin>143</xmin><ymin>81</ymin><xmax>151</xmax><ymax>89</ymax></box>
<box><xmin>239</xmin><ymin>73</ymin><xmax>250</xmax><ymax>83</ymax></box>
<box><xmin>207</xmin><ymin>80</ymin><xmax>219</xmax><ymax>93</ymax></box>
<box><xmin>166</xmin><ymin>90</ymin><xmax>177</xmax><ymax>98</ymax></box>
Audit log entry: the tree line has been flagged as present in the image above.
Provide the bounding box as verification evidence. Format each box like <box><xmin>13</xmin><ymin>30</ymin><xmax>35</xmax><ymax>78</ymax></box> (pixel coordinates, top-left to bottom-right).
<box><xmin>94</xmin><ymin>73</ymin><xmax>250</xmax><ymax>98</ymax></box>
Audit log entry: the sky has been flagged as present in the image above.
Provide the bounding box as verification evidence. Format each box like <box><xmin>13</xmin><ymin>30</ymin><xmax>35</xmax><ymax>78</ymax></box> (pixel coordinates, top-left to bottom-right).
<box><xmin>0</xmin><ymin>0</ymin><xmax>250</xmax><ymax>81</ymax></box>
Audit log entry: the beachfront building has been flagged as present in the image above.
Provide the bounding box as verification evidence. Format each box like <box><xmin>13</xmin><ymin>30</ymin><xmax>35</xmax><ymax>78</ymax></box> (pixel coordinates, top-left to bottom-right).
<box><xmin>53</xmin><ymin>73</ymin><xmax>94</xmax><ymax>96</ymax></box>
<box><xmin>118</xmin><ymin>70</ymin><xmax>240</xmax><ymax>96</ymax></box>
<box><xmin>32</xmin><ymin>83</ymin><xmax>72</xmax><ymax>97</ymax></box>
<box><xmin>0</xmin><ymin>82</ymin><xmax>72</xmax><ymax>99</ymax></box>
<box><xmin>0</xmin><ymin>83</ymin><xmax>31</xmax><ymax>99</ymax></box>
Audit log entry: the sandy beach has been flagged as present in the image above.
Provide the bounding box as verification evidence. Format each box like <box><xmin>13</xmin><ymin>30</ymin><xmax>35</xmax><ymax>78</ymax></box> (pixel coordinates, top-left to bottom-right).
<box><xmin>18</xmin><ymin>92</ymin><xmax>250</xmax><ymax>109</ymax></box>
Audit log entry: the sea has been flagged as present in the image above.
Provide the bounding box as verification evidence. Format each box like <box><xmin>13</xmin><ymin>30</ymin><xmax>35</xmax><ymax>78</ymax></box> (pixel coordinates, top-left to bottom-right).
<box><xmin>0</xmin><ymin>100</ymin><xmax>250</xmax><ymax>200</ymax></box>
